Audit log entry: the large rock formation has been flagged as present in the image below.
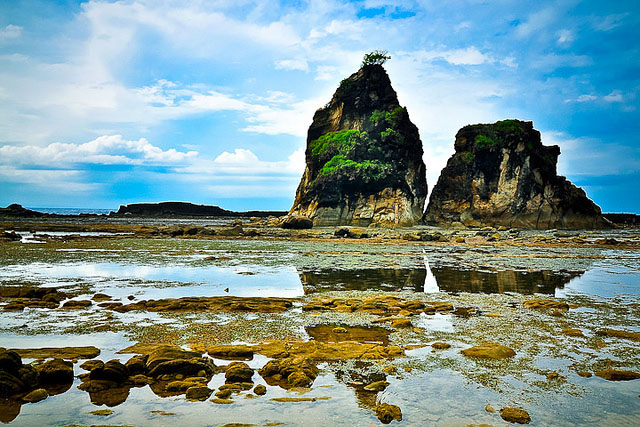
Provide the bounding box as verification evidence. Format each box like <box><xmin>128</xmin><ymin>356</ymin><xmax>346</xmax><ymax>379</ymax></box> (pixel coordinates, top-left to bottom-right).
<box><xmin>424</xmin><ymin>120</ymin><xmax>607</xmax><ymax>229</ymax></box>
<box><xmin>289</xmin><ymin>64</ymin><xmax>427</xmax><ymax>226</ymax></box>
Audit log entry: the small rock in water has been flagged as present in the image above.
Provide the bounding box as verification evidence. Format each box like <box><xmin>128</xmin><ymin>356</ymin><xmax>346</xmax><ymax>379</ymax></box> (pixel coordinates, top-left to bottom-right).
<box><xmin>485</xmin><ymin>403</ymin><xmax>496</xmax><ymax>413</ymax></box>
<box><xmin>22</xmin><ymin>388</ymin><xmax>48</xmax><ymax>403</ymax></box>
<box><xmin>431</xmin><ymin>342</ymin><xmax>451</xmax><ymax>350</ymax></box>
<box><xmin>500</xmin><ymin>407</ymin><xmax>531</xmax><ymax>424</ymax></box>
<box><xmin>376</xmin><ymin>403</ymin><xmax>402</xmax><ymax>424</ymax></box>
<box><xmin>253</xmin><ymin>384</ymin><xmax>267</xmax><ymax>395</ymax></box>
<box><xmin>595</xmin><ymin>369</ymin><xmax>640</xmax><ymax>381</ymax></box>
<box><xmin>461</xmin><ymin>343</ymin><xmax>516</xmax><ymax>360</ymax></box>
<box><xmin>363</xmin><ymin>380</ymin><xmax>389</xmax><ymax>392</ymax></box>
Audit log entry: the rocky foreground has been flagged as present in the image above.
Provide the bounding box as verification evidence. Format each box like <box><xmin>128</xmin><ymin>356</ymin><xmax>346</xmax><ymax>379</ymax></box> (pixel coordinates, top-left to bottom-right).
<box><xmin>0</xmin><ymin>217</ymin><xmax>639</xmax><ymax>425</ymax></box>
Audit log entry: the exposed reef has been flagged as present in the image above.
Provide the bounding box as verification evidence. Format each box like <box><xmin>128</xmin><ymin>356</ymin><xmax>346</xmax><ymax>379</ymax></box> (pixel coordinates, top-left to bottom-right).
<box><xmin>289</xmin><ymin>63</ymin><xmax>427</xmax><ymax>226</ymax></box>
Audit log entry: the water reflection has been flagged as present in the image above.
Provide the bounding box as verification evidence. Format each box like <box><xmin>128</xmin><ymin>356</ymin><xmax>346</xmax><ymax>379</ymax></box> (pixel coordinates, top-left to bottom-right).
<box><xmin>300</xmin><ymin>266</ymin><xmax>583</xmax><ymax>295</ymax></box>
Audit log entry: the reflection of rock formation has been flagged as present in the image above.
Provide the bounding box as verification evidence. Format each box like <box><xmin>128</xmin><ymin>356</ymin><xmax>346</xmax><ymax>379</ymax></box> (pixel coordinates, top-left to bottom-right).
<box><xmin>300</xmin><ymin>268</ymin><xmax>426</xmax><ymax>293</ymax></box>
<box><xmin>431</xmin><ymin>268</ymin><xmax>583</xmax><ymax>294</ymax></box>
<box><xmin>300</xmin><ymin>267</ymin><xmax>582</xmax><ymax>295</ymax></box>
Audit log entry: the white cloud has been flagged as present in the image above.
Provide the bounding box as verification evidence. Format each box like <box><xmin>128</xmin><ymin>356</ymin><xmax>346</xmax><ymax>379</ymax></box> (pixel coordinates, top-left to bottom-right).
<box><xmin>556</xmin><ymin>29</ymin><xmax>575</xmax><ymax>46</ymax></box>
<box><xmin>565</xmin><ymin>94</ymin><xmax>598</xmax><ymax>103</ymax></box>
<box><xmin>515</xmin><ymin>8</ymin><xmax>556</xmax><ymax>39</ymax></box>
<box><xmin>0</xmin><ymin>24</ymin><xmax>22</xmax><ymax>42</ymax></box>
<box><xmin>211</xmin><ymin>147</ymin><xmax>305</xmax><ymax>176</ymax></box>
<box><xmin>564</xmin><ymin>91</ymin><xmax>624</xmax><ymax>104</ymax></box>
<box><xmin>603</xmin><ymin>91</ymin><xmax>623</xmax><ymax>103</ymax></box>
<box><xmin>593</xmin><ymin>13</ymin><xmax>628</xmax><ymax>32</ymax></box>
<box><xmin>0</xmin><ymin>166</ymin><xmax>98</xmax><ymax>193</ymax></box>
<box><xmin>411</xmin><ymin>47</ymin><xmax>492</xmax><ymax>66</ymax></box>
<box><xmin>0</xmin><ymin>135</ymin><xmax>198</xmax><ymax>167</ymax></box>
<box><xmin>275</xmin><ymin>59</ymin><xmax>309</xmax><ymax>71</ymax></box>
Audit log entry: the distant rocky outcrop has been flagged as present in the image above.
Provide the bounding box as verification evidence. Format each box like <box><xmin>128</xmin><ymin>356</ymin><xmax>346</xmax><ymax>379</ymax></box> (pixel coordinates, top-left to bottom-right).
<box><xmin>0</xmin><ymin>204</ymin><xmax>47</xmax><ymax>218</ymax></box>
<box><xmin>288</xmin><ymin>63</ymin><xmax>427</xmax><ymax>226</ymax></box>
<box><xmin>424</xmin><ymin>120</ymin><xmax>607</xmax><ymax>229</ymax></box>
<box><xmin>113</xmin><ymin>202</ymin><xmax>286</xmax><ymax>218</ymax></box>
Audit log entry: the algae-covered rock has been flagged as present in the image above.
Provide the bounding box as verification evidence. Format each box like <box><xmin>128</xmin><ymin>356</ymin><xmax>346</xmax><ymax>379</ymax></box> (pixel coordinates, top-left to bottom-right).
<box><xmin>22</xmin><ymin>388</ymin><xmax>48</xmax><ymax>403</ymax></box>
<box><xmin>425</xmin><ymin>119</ymin><xmax>606</xmax><ymax>229</ymax></box>
<box><xmin>207</xmin><ymin>345</ymin><xmax>254</xmax><ymax>361</ymax></box>
<box><xmin>224</xmin><ymin>362</ymin><xmax>254</xmax><ymax>384</ymax></box>
<box><xmin>500</xmin><ymin>407</ymin><xmax>531</xmax><ymax>424</ymax></box>
<box><xmin>523</xmin><ymin>299</ymin><xmax>569</xmax><ymax>310</ymax></box>
<box><xmin>595</xmin><ymin>369</ymin><xmax>640</xmax><ymax>381</ymax></box>
<box><xmin>461</xmin><ymin>343</ymin><xmax>516</xmax><ymax>360</ymax></box>
<box><xmin>595</xmin><ymin>329</ymin><xmax>640</xmax><ymax>342</ymax></box>
<box><xmin>281</xmin><ymin>216</ymin><xmax>313</xmax><ymax>229</ymax></box>
<box><xmin>364</xmin><ymin>380</ymin><xmax>389</xmax><ymax>392</ymax></box>
<box><xmin>289</xmin><ymin>59</ymin><xmax>427</xmax><ymax>227</ymax></box>
<box><xmin>376</xmin><ymin>402</ymin><xmax>402</xmax><ymax>424</ymax></box>
<box><xmin>185</xmin><ymin>385</ymin><xmax>212</xmax><ymax>401</ymax></box>
<box><xmin>36</xmin><ymin>359</ymin><xmax>73</xmax><ymax>384</ymax></box>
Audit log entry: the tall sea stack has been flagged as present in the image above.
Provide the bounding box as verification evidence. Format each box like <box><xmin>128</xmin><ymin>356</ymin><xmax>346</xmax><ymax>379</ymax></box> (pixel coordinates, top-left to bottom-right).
<box><xmin>424</xmin><ymin>119</ymin><xmax>607</xmax><ymax>229</ymax></box>
<box><xmin>289</xmin><ymin>63</ymin><xmax>427</xmax><ymax>226</ymax></box>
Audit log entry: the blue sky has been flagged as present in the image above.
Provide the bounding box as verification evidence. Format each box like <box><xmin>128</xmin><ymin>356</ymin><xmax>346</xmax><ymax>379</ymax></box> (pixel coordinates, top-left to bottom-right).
<box><xmin>0</xmin><ymin>0</ymin><xmax>638</xmax><ymax>213</ymax></box>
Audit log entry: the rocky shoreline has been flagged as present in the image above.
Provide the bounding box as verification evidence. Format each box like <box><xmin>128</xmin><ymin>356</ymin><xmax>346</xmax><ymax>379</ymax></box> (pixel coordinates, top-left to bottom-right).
<box><xmin>1</xmin><ymin>216</ymin><xmax>639</xmax><ymax>425</ymax></box>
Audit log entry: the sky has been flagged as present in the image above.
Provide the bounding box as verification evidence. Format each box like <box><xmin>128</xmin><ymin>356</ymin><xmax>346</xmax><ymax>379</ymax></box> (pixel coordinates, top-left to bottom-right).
<box><xmin>0</xmin><ymin>0</ymin><xmax>638</xmax><ymax>213</ymax></box>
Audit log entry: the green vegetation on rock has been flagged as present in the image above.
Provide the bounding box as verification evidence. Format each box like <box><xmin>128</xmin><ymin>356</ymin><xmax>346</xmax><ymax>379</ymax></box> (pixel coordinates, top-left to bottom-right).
<box><xmin>362</xmin><ymin>49</ymin><xmax>390</xmax><ymax>66</ymax></box>
<box><xmin>310</xmin><ymin>130</ymin><xmax>361</xmax><ymax>157</ymax></box>
<box><xmin>319</xmin><ymin>155</ymin><xmax>391</xmax><ymax>181</ymax></box>
<box><xmin>474</xmin><ymin>119</ymin><xmax>527</xmax><ymax>150</ymax></box>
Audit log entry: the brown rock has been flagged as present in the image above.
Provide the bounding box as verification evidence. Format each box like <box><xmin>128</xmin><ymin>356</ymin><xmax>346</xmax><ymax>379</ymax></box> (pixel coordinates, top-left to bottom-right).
<box><xmin>281</xmin><ymin>216</ymin><xmax>313</xmax><ymax>229</ymax></box>
<box><xmin>577</xmin><ymin>371</ymin><xmax>592</xmax><ymax>378</ymax></box>
<box><xmin>253</xmin><ymin>384</ymin><xmax>267</xmax><ymax>395</ymax></box>
<box><xmin>61</xmin><ymin>299</ymin><xmax>92</xmax><ymax>309</ymax></box>
<box><xmin>207</xmin><ymin>345</ymin><xmax>254</xmax><ymax>361</ymax></box>
<box><xmin>288</xmin><ymin>62</ymin><xmax>427</xmax><ymax>227</ymax></box>
<box><xmin>523</xmin><ymin>299</ymin><xmax>569</xmax><ymax>310</ymax></box>
<box><xmin>364</xmin><ymin>380</ymin><xmax>389</xmax><ymax>392</ymax></box>
<box><xmin>211</xmin><ymin>398</ymin><xmax>234</xmax><ymax>404</ymax></box>
<box><xmin>185</xmin><ymin>386</ymin><xmax>212</xmax><ymax>401</ymax></box>
<box><xmin>36</xmin><ymin>358</ymin><xmax>73</xmax><ymax>384</ymax></box>
<box><xmin>596</xmin><ymin>329</ymin><xmax>640</xmax><ymax>342</ymax></box>
<box><xmin>224</xmin><ymin>362</ymin><xmax>254</xmax><ymax>384</ymax></box>
<box><xmin>500</xmin><ymin>407</ymin><xmax>531</xmax><ymax>424</ymax></box>
<box><xmin>12</xmin><ymin>346</ymin><xmax>100</xmax><ymax>360</ymax></box>
<box><xmin>80</xmin><ymin>360</ymin><xmax>104</xmax><ymax>372</ymax></box>
<box><xmin>562</xmin><ymin>328</ymin><xmax>584</xmax><ymax>337</ymax></box>
<box><xmin>424</xmin><ymin>119</ymin><xmax>606</xmax><ymax>229</ymax></box>
<box><xmin>431</xmin><ymin>342</ymin><xmax>451</xmax><ymax>350</ymax></box>
<box><xmin>376</xmin><ymin>402</ymin><xmax>402</xmax><ymax>424</ymax></box>
<box><xmin>22</xmin><ymin>388</ymin><xmax>48</xmax><ymax>403</ymax></box>
<box><xmin>146</xmin><ymin>346</ymin><xmax>215</xmax><ymax>378</ymax></box>
<box><xmin>461</xmin><ymin>343</ymin><xmax>516</xmax><ymax>360</ymax></box>
<box><xmin>595</xmin><ymin>369</ymin><xmax>640</xmax><ymax>381</ymax></box>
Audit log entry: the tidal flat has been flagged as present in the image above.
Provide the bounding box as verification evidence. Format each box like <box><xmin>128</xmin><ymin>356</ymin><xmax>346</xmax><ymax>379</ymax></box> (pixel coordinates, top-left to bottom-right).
<box><xmin>1</xmin><ymin>218</ymin><xmax>639</xmax><ymax>426</ymax></box>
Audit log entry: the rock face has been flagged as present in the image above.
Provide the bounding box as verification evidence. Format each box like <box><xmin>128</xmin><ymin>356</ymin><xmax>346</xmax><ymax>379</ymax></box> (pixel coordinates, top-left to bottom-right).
<box><xmin>289</xmin><ymin>64</ymin><xmax>427</xmax><ymax>226</ymax></box>
<box><xmin>424</xmin><ymin>120</ymin><xmax>607</xmax><ymax>229</ymax></box>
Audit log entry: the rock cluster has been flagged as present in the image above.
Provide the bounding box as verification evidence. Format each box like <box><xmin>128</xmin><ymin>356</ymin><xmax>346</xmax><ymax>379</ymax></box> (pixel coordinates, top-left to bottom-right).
<box><xmin>425</xmin><ymin>120</ymin><xmax>607</xmax><ymax>229</ymax></box>
<box><xmin>289</xmin><ymin>63</ymin><xmax>427</xmax><ymax>226</ymax></box>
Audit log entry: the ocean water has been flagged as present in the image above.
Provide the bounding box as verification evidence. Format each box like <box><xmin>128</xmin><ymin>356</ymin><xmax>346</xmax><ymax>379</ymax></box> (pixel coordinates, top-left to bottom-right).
<box><xmin>26</xmin><ymin>207</ymin><xmax>114</xmax><ymax>215</ymax></box>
